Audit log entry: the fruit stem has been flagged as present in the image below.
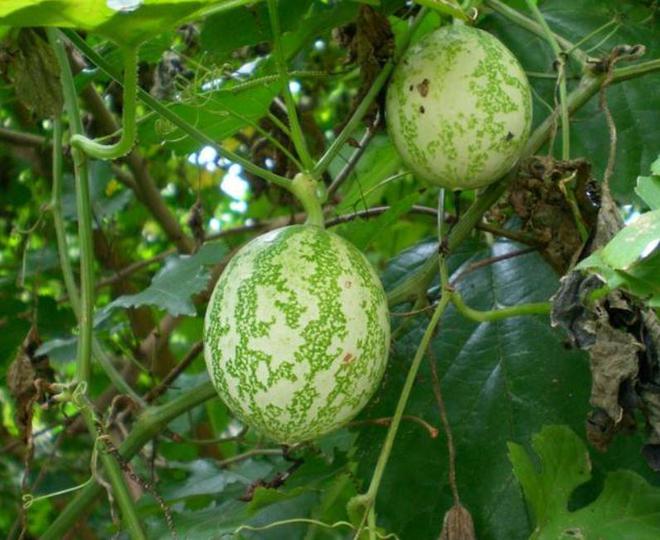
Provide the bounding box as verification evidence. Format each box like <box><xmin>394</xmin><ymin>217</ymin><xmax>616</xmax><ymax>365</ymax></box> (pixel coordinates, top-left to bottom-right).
<box><xmin>267</xmin><ymin>0</ymin><xmax>315</xmax><ymax>172</ymax></box>
<box><xmin>291</xmin><ymin>173</ymin><xmax>325</xmax><ymax>228</ymax></box>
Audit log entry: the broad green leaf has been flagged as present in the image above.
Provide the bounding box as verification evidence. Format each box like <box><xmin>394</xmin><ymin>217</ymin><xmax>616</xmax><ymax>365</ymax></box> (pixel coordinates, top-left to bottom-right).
<box><xmin>652</xmin><ymin>156</ymin><xmax>660</xmax><ymax>176</ymax></box>
<box><xmin>102</xmin><ymin>241</ymin><xmax>227</xmax><ymax>317</ymax></box>
<box><xmin>636</xmin><ymin>176</ymin><xmax>660</xmax><ymax>210</ymax></box>
<box><xmin>62</xmin><ymin>161</ymin><xmax>134</xmax><ymax>223</ymax></box>
<box><xmin>599</xmin><ymin>210</ymin><xmax>660</xmax><ymax>270</ymax></box>
<box><xmin>354</xmin><ymin>237</ymin><xmax>651</xmax><ymax>540</ymax></box>
<box><xmin>333</xmin><ymin>134</ymin><xmax>404</xmax><ymax>213</ymax></box>
<box><xmin>144</xmin><ymin>451</ymin><xmax>351</xmax><ymax>539</ymax></box>
<box><xmin>138</xmin><ymin>69</ymin><xmax>282</xmax><ymax>153</ymax></box>
<box><xmin>0</xmin><ymin>0</ymin><xmax>215</xmax><ymax>46</ymax></box>
<box><xmin>160</xmin><ymin>459</ymin><xmax>271</xmax><ymax>502</ymax></box>
<box><xmin>576</xmin><ymin>210</ymin><xmax>660</xmax><ymax>305</ymax></box>
<box><xmin>200</xmin><ymin>0</ymin><xmax>314</xmax><ymax>61</ymax></box>
<box><xmin>509</xmin><ymin>425</ymin><xmax>660</xmax><ymax>539</ymax></box>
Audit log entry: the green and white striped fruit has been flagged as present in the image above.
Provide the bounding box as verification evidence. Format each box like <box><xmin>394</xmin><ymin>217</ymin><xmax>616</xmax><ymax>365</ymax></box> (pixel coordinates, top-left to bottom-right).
<box><xmin>204</xmin><ymin>225</ymin><xmax>390</xmax><ymax>444</ymax></box>
<box><xmin>386</xmin><ymin>24</ymin><xmax>532</xmax><ymax>190</ymax></box>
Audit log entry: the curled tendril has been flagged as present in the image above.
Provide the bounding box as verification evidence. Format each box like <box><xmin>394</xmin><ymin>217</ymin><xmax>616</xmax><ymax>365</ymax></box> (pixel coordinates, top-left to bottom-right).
<box><xmin>22</xmin><ymin>477</ymin><xmax>93</xmax><ymax>509</ymax></box>
<box><xmin>234</xmin><ymin>518</ymin><xmax>400</xmax><ymax>539</ymax></box>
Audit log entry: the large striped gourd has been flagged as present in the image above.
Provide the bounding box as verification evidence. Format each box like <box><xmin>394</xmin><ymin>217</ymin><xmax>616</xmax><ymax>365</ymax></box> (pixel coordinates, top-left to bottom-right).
<box><xmin>204</xmin><ymin>225</ymin><xmax>390</xmax><ymax>444</ymax></box>
<box><xmin>386</xmin><ymin>24</ymin><xmax>532</xmax><ymax>190</ymax></box>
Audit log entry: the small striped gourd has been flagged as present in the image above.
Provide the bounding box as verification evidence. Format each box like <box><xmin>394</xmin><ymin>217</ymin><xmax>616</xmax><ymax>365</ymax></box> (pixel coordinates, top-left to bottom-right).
<box><xmin>386</xmin><ymin>25</ymin><xmax>532</xmax><ymax>190</ymax></box>
<box><xmin>204</xmin><ymin>225</ymin><xmax>390</xmax><ymax>444</ymax></box>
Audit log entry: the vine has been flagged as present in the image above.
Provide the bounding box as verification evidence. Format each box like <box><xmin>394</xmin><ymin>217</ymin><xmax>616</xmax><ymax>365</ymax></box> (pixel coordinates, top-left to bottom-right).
<box><xmin>47</xmin><ymin>28</ymin><xmax>146</xmax><ymax>540</ymax></box>
<box><xmin>71</xmin><ymin>47</ymin><xmax>139</xmax><ymax>160</ymax></box>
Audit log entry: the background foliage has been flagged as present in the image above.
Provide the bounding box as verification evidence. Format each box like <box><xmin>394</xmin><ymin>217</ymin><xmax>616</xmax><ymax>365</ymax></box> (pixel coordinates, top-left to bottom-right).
<box><xmin>0</xmin><ymin>0</ymin><xmax>658</xmax><ymax>539</ymax></box>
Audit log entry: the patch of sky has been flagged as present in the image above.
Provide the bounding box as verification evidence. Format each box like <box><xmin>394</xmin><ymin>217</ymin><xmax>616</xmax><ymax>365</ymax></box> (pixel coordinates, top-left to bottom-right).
<box><xmin>107</xmin><ymin>0</ymin><xmax>142</xmax><ymax>12</ymax></box>
<box><xmin>289</xmin><ymin>80</ymin><xmax>301</xmax><ymax>95</ymax></box>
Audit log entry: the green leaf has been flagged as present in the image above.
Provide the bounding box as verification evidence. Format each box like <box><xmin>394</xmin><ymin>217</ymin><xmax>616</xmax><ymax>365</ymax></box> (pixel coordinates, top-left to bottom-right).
<box><xmin>0</xmin><ymin>0</ymin><xmax>213</xmax><ymax>46</ymax></box>
<box><xmin>599</xmin><ymin>210</ymin><xmax>660</xmax><ymax>270</ymax></box>
<box><xmin>138</xmin><ymin>70</ymin><xmax>282</xmax><ymax>153</ymax></box>
<box><xmin>651</xmin><ymin>156</ymin><xmax>660</xmax><ymax>176</ymax></box>
<box><xmin>62</xmin><ymin>161</ymin><xmax>133</xmax><ymax>223</ymax></box>
<box><xmin>636</xmin><ymin>176</ymin><xmax>660</xmax><ymax>210</ymax></box>
<box><xmin>576</xmin><ymin>210</ymin><xmax>660</xmax><ymax>305</ymax></box>
<box><xmin>333</xmin><ymin>134</ymin><xmax>404</xmax><ymax>213</ymax></box>
<box><xmin>200</xmin><ymin>0</ymin><xmax>314</xmax><ymax>61</ymax></box>
<box><xmin>509</xmin><ymin>425</ymin><xmax>660</xmax><ymax>539</ymax></box>
<box><xmin>335</xmin><ymin>190</ymin><xmax>419</xmax><ymax>251</ymax></box>
<box><xmin>160</xmin><ymin>459</ymin><xmax>270</xmax><ymax>503</ymax></box>
<box><xmin>102</xmin><ymin>241</ymin><xmax>227</xmax><ymax>317</ymax></box>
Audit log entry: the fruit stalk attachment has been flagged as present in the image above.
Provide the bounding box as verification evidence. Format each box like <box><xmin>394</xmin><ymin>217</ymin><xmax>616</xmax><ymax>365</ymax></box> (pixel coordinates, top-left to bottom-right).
<box><xmin>290</xmin><ymin>172</ymin><xmax>325</xmax><ymax>228</ymax></box>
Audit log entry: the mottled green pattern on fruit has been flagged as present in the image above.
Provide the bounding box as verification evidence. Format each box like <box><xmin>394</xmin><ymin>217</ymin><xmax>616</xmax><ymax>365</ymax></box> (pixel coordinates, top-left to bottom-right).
<box><xmin>204</xmin><ymin>225</ymin><xmax>390</xmax><ymax>444</ymax></box>
<box><xmin>386</xmin><ymin>25</ymin><xmax>532</xmax><ymax>190</ymax></box>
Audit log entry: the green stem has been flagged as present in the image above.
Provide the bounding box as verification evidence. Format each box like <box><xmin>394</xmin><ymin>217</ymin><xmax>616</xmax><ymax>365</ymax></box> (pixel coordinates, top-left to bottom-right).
<box><xmin>352</xmin><ymin>261</ymin><xmax>453</xmax><ymax>537</ymax></box>
<box><xmin>267</xmin><ymin>0</ymin><xmax>314</xmax><ymax>172</ymax></box>
<box><xmin>51</xmin><ymin>36</ymin><xmax>94</xmax><ymax>385</ymax></box>
<box><xmin>60</xmin><ymin>29</ymin><xmax>291</xmax><ymax>190</ymax></box>
<box><xmin>51</xmin><ymin>118</ymin><xmax>143</xmax><ymax>403</ymax></box>
<box><xmin>71</xmin><ymin>47</ymin><xmax>138</xmax><ymax>160</ymax></box>
<box><xmin>611</xmin><ymin>58</ymin><xmax>660</xmax><ymax>83</ymax></box>
<box><xmin>312</xmin><ymin>8</ymin><xmax>429</xmax><ymax>178</ymax></box>
<box><xmin>566</xmin><ymin>18</ymin><xmax>617</xmax><ymax>55</ymax></box>
<box><xmin>290</xmin><ymin>173</ymin><xmax>325</xmax><ymax>227</ymax></box>
<box><xmin>451</xmin><ymin>292</ymin><xmax>550</xmax><ymax>322</ymax></box>
<box><xmin>41</xmin><ymin>382</ymin><xmax>217</xmax><ymax>540</ymax></box>
<box><xmin>524</xmin><ymin>0</ymin><xmax>570</xmax><ymax>160</ymax></box>
<box><xmin>48</xmin><ymin>28</ymin><xmax>146</xmax><ymax>540</ymax></box>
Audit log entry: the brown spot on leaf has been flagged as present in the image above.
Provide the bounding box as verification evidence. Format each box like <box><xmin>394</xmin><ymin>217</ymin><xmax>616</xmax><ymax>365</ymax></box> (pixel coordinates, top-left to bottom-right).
<box><xmin>419</xmin><ymin>105</ymin><xmax>425</xmax><ymax>114</ymax></box>
<box><xmin>343</xmin><ymin>353</ymin><xmax>355</xmax><ymax>364</ymax></box>
<box><xmin>505</xmin><ymin>131</ymin><xmax>514</xmax><ymax>141</ymax></box>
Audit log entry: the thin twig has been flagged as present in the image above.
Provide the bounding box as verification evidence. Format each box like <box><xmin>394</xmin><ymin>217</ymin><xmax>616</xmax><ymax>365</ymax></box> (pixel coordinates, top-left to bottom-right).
<box><xmin>450</xmin><ymin>247</ymin><xmax>537</xmax><ymax>285</ymax></box>
<box><xmin>144</xmin><ymin>341</ymin><xmax>204</xmax><ymax>403</ymax></box>
<box><xmin>217</xmin><ymin>448</ymin><xmax>283</xmax><ymax>468</ymax></box>
<box><xmin>327</xmin><ymin>112</ymin><xmax>381</xmax><ymax>198</ymax></box>
<box><xmin>0</xmin><ymin>127</ymin><xmax>47</xmax><ymax>147</ymax></box>
<box><xmin>173</xmin><ymin>426</ymin><xmax>248</xmax><ymax>446</ymax></box>
<box><xmin>427</xmin><ymin>347</ymin><xmax>460</xmax><ymax>506</ymax></box>
<box><xmin>349</xmin><ymin>415</ymin><xmax>438</xmax><ymax>439</ymax></box>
